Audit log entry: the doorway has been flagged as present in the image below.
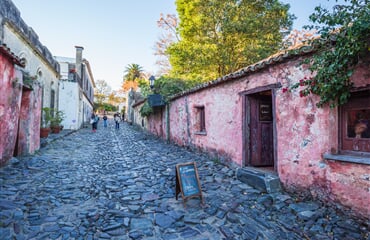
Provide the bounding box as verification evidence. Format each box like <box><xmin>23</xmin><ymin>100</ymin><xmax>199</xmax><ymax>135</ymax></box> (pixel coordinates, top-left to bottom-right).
<box><xmin>243</xmin><ymin>87</ymin><xmax>277</xmax><ymax>171</ymax></box>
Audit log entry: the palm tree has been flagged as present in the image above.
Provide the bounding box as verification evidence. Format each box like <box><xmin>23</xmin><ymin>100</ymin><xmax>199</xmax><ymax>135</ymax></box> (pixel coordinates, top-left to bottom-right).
<box><xmin>124</xmin><ymin>63</ymin><xmax>144</xmax><ymax>82</ymax></box>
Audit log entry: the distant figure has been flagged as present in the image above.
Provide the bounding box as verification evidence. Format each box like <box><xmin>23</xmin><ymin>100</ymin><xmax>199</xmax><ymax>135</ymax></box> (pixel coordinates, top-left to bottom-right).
<box><xmin>103</xmin><ymin>114</ymin><xmax>108</xmax><ymax>128</ymax></box>
<box><xmin>121</xmin><ymin>112</ymin><xmax>125</xmax><ymax>122</ymax></box>
<box><xmin>114</xmin><ymin>112</ymin><xmax>121</xmax><ymax>129</ymax></box>
<box><xmin>90</xmin><ymin>112</ymin><xmax>97</xmax><ymax>132</ymax></box>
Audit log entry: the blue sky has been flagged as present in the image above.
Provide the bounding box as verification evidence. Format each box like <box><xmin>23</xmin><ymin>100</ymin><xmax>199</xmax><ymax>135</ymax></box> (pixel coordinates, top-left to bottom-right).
<box><xmin>12</xmin><ymin>0</ymin><xmax>344</xmax><ymax>90</ymax></box>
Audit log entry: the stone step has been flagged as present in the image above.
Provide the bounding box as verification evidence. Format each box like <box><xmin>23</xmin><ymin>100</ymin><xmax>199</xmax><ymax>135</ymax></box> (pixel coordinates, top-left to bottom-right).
<box><xmin>236</xmin><ymin>167</ymin><xmax>282</xmax><ymax>193</ymax></box>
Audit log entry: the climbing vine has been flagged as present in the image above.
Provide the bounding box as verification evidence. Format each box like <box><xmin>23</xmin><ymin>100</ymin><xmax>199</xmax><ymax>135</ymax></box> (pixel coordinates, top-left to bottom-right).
<box><xmin>139</xmin><ymin>101</ymin><xmax>154</xmax><ymax>117</ymax></box>
<box><xmin>289</xmin><ymin>0</ymin><xmax>369</xmax><ymax>108</ymax></box>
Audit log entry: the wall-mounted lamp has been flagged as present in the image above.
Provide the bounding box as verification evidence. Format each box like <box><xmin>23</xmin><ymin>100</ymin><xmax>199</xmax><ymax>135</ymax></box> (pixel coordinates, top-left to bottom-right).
<box><xmin>149</xmin><ymin>75</ymin><xmax>155</xmax><ymax>90</ymax></box>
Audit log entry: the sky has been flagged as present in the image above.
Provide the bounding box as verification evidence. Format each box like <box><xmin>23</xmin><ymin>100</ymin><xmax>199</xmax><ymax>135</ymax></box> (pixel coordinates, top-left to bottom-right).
<box><xmin>11</xmin><ymin>0</ymin><xmax>344</xmax><ymax>91</ymax></box>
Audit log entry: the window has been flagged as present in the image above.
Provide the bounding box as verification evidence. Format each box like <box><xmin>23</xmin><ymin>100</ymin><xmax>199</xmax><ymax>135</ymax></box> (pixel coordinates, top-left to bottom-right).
<box><xmin>195</xmin><ymin>106</ymin><xmax>206</xmax><ymax>134</ymax></box>
<box><xmin>340</xmin><ymin>91</ymin><xmax>370</xmax><ymax>156</ymax></box>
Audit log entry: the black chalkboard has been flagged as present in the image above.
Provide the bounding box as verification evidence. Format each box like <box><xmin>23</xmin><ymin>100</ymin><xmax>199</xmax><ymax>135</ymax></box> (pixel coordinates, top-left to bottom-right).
<box><xmin>175</xmin><ymin>162</ymin><xmax>203</xmax><ymax>205</ymax></box>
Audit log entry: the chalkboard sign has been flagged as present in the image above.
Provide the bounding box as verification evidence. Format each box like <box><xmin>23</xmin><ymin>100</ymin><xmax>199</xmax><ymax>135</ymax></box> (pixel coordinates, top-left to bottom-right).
<box><xmin>175</xmin><ymin>162</ymin><xmax>203</xmax><ymax>205</ymax></box>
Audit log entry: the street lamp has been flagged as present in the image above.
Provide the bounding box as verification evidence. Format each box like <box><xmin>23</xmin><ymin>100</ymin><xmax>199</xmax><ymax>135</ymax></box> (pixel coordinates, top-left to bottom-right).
<box><xmin>149</xmin><ymin>75</ymin><xmax>155</xmax><ymax>90</ymax></box>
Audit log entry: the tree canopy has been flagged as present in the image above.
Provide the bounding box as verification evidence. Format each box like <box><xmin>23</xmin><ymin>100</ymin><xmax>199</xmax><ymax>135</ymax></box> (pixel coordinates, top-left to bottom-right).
<box><xmin>94</xmin><ymin>79</ymin><xmax>111</xmax><ymax>104</ymax></box>
<box><xmin>167</xmin><ymin>0</ymin><xmax>294</xmax><ymax>82</ymax></box>
<box><xmin>121</xmin><ymin>63</ymin><xmax>145</xmax><ymax>92</ymax></box>
<box><xmin>124</xmin><ymin>63</ymin><xmax>144</xmax><ymax>82</ymax></box>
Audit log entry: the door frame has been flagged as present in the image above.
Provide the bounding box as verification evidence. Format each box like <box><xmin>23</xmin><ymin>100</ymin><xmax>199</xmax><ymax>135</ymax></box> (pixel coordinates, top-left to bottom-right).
<box><xmin>240</xmin><ymin>83</ymin><xmax>280</xmax><ymax>171</ymax></box>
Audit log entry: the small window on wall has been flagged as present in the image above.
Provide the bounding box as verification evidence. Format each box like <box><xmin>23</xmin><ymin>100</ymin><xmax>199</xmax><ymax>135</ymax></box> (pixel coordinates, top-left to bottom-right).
<box><xmin>195</xmin><ymin>106</ymin><xmax>206</xmax><ymax>134</ymax></box>
<box><xmin>340</xmin><ymin>91</ymin><xmax>370</xmax><ymax>156</ymax></box>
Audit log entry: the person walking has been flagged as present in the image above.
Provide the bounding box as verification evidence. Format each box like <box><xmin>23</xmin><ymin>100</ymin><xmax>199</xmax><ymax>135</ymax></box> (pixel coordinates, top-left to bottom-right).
<box><xmin>90</xmin><ymin>112</ymin><xmax>97</xmax><ymax>132</ymax></box>
<box><xmin>114</xmin><ymin>112</ymin><xmax>121</xmax><ymax>129</ymax></box>
<box><xmin>103</xmin><ymin>114</ymin><xmax>108</xmax><ymax>128</ymax></box>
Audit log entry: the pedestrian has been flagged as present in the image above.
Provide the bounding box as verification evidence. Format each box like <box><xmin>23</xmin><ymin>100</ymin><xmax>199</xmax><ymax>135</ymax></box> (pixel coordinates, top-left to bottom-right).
<box><xmin>103</xmin><ymin>114</ymin><xmax>108</xmax><ymax>128</ymax></box>
<box><xmin>121</xmin><ymin>112</ymin><xmax>125</xmax><ymax>122</ymax></box>
<box><xmin>114</xmin><ymin>112</ymin><xmax>121</xmax><ymax>129</ymax></box>
<box><xmin>90</xmin><ymin>112</ymin><xmax>97</xmax><ymax>132</ymax></box>
<box><xmin>94</xmin><ymin>114</ymin><xmax>100</xmax><ymax>130</ymax></box>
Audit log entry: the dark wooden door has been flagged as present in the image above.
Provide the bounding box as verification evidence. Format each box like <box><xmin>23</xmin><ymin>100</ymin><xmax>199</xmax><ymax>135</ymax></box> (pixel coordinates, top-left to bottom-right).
<box><xmin>249</xmin><ymin>95</ymin><xmax>274</xmax><ymax>166</ymax></box>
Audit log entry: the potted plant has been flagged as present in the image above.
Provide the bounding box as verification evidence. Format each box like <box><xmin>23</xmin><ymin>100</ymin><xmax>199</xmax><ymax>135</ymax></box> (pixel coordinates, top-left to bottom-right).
<box><xmin>50</xmin><ymin>110</ymin><xmax>65</xmax><ymax>134</ymax></box>
<box><xmin>40</xmin><ymin>107</ymin><xmax>53</xmax><ymax>138</ymax></box>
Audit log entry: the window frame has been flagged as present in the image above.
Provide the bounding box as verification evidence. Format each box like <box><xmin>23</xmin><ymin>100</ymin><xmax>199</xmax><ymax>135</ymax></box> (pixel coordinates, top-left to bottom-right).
<box><xmin>194</xmin><ymin>105</ymin><xmax>206</xmax><ymax>135</ymax></box>
<box><xmin>339</xmin><ymin>91</ymin><xmax>370</xmax><ymax>157</ymax></box>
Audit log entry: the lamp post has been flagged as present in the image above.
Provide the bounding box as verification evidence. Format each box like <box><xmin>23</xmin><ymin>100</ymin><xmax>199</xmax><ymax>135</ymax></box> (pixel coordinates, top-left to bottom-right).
<box><xmin>149</xmin><ymin>75</ymin><xmax>155</xmax><ymax>90</ymax></box>
<box><xmin>147</xmin><ymin>75</ymin><xmax>165</xmax><ymax>107</ymax></box>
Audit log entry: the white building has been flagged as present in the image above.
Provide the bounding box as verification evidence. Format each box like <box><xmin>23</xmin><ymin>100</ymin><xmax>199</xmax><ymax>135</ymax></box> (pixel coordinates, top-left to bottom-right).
<box><xmin>55</xmin><ymin>46</ymin><xmax>95</xmax><ymax>130</ymax></box>
<box><xmin>0</xmin><ymin>0</ymin><xmax>60</xmax><ymax>111</ymax></box>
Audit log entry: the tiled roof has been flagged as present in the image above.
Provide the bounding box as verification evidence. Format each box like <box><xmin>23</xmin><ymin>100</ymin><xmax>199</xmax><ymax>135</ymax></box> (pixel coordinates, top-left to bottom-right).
<box><xmin>0</xmin><ymin>42</ymin><xmax>24</xmax><ymax>67</ymax></box>
<box><xmin>132</xmin><ymin>98</ymin><xmax>146</xmax><ymax>108</ymax></box>
<box><xmin>169</xmin><ymin>43</ymin><xmax>317</xmax><ymax>101</ymax></box>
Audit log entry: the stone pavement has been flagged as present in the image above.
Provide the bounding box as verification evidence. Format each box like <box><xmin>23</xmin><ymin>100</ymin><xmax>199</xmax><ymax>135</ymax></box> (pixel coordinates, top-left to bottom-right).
<box><xmin>0</xmin><ymin>121</ymin><xmax>369</xmax><ymax>240</ymax></box>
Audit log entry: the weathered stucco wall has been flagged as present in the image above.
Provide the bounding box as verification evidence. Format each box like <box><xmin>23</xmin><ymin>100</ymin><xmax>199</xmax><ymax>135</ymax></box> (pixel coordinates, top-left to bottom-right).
<box><xmin>276</xmin><ymin>57</ymin><xmax>370</xmax><ymax>218</ymax></box>
<box><xmin>132</xmin><ymin>101</ymin><xmax>148</xmax><ymax>130</ymax></box>
<box><xmin>17</xmin><ymin>85</ymin><xmax>42</xmax><ymax>155</ymax></box>
<box><xmin>2</xmin><ymin>22</ymin><xmax>59</xmax><ymax>110</ymax></box>
<box><xmin>143</xmin><ymin>54</ymin><xmax>370</xmax><ymax>218</ymax></box>
<box><xmin>0</xmin><ymin>53</ymin><xmax>22</xmax><ymax>165</ymax></box>
<box><xmin>148</xmin><ymin>108</ymin><xmax>166</xmax><ymax>139</ymax></box>
<box><xmin>168</xmin><ymin>82</ymin><xmax>245</xmax><ymax>165</ymax></box>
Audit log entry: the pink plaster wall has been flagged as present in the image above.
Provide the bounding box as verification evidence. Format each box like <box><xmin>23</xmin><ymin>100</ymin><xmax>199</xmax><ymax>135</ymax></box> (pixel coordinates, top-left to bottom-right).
<box><xmin>148</xmin><ymin>109</ymin><xmax>165</xmax><ymax>138</ymax></box>
<box><xmin>145</xmin><ymin>54</ymin><xmax>370</xmax><ymax>219</ymax></box>
<box><xmin>274</xmin><ymin>58</ymin><xmax>369</xmax><ymax>219</ymax></box>
<box><xmin>17</xmin><ymin>86</ymin><xmax>42</xmax><ymax>155</ymax></box>
<box><xmin>0</xmin><ymin>52</ymin><xmax>42</xmax><ymax>166</ymax></box>
<box><xmin>0</xmin><ymin>54</ymin><xmax>22</xmax><ymax>165</ymax></box>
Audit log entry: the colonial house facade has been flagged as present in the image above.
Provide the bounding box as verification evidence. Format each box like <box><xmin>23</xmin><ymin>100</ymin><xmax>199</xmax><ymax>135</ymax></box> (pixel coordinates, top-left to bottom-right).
<box><xmin>0</xmin><ymin>0</ymin><xmax>60</xmax><ymax>165</ymax></box>
<box><xmin>55</xmin><ymin>46</ymin><xmax>95</xmax><ymax>130</ymax></box>
<box><xmin>0</xmin><ymin>0</ymin><xmax>60</xmax><ymax>111</ymax></box>
<box><xmin>133</xmin><ymin>45</ymin><xmax>370</xmax><ymax>219</ymax></box>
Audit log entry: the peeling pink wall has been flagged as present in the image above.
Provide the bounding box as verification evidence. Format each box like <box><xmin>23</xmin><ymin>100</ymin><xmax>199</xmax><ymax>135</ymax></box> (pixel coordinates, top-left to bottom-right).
<box><xmin>0</xmin><ymin>52</ymin><xmax>42</xmax><ymax>166</ymax></box>
<box><xmin>168</xmin><ymin>85</ymin><xmax>245</xmax><ymax>165</ymax></box>
<box><xmin>145</xmin><ymin>54</ymin><xmax>370</xmax><ymax>219</ymax></box>
<box><xmin>276</xmin><ymin>58</ymin><xmax>370</xmax><ymax>219</ymax></box>
<box><xmin>17</xmin><ymin>86</ymin><xmax>42</xmax><ymax>155</ymax></box>
<box><xmin>0</xmin><ymin>53</ymin><xmax>22</xmax><ymax>165</ymax></box>
<box><xmin>148</xmin><ymin>109</ymin><xmax>165</xmax><ymax>138</ymax></box>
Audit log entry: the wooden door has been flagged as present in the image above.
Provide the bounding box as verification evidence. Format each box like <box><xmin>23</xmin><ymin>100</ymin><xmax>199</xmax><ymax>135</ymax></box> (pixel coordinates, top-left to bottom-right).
<box><xmin>249</xmin><ymin>94</ymin><xmax>274</xmax><ymax>166</ymax></box>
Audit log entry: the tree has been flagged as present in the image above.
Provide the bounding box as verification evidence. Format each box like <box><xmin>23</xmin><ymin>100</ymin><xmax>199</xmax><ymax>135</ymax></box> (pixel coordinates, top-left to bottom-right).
<box><xmin>289</xmin><ymin>0</ymin><xmax>370</xmax><ymax>108</ymax></box>
<box><xmin>282</xmin><ymin>29</ymin><xmax>317</xmax><ymax>49</ymax></box>
<box><xmin>155</xmin><ymin>14</ymin><xmax>180</xmax><ymax>75</ymax></box>
<box><xmin>94</xmin><ymin>79</ymin><xmax>111</xmax><ymax>104</ymax></box>
<box><xmin>167</xmin><ymin>0</ymin><xmax>294</xmax><ymax>82</ymax></box>
<box><xmin>121</xmin><ymin>63</ymin><xmax>145</xmax><ymax>92</ymax></box>
<box><xmin>121</xmin><ymin>80</ymin><xmax>140</xmax><ymax>92</ymax></box>
<box><xmin>124</xmin><ymin>63</ymin><xmax>144</xmax><ymax>82</ymax></box>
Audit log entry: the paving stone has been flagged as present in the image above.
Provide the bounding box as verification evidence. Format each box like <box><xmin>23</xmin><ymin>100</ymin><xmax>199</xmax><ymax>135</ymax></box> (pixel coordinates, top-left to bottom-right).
<box><xmin>130</xmin><ymin>218</ymin><xmax>153</xmax><ymax>230</ymax></box>
<box><xmin>0</xmin><ymin>123</ymin><xmax>367</xmax><ymax>239</ymax></box>
<box><xmin>155</xmin><ymin>213</ymin><xmax>175</xmax><ymax>228</ymax></box>
<box><xmin>220</xmin><ymin>225</ymin><xmax>234</xmax><ymax>239</ymax></box>
<box><xmin>289</xmin><ymin>202</ymin><xmax>320</xmax><ymax>213</ymax></box>
<box><xmin>180</xmin><ymin>226</ymin><xmax>200</xmax><ymax>238</ymax></box>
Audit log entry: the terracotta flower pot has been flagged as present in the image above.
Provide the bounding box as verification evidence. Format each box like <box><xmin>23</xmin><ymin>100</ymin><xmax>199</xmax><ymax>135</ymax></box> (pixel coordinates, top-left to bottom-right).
<box><xmin>51</xmin><ymin>126</ymin><xmax>61</xmax><ymax>134</ymax></box>
<box><xmin>40</xmin><ymin>128</ymin><xmax>50</xmax><ymax>138</ymax></box>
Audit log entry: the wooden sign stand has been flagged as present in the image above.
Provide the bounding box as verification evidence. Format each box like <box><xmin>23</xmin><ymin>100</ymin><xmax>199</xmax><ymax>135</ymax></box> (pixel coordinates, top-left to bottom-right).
<box><xmin>175</xmin><ymin>162</ymin><xmax>204</xmax><ymax>207</ymax></box>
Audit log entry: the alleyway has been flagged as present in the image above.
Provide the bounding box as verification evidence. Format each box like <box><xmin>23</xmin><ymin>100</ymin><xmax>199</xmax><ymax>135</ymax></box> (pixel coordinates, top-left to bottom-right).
<box><xmin>0</xmin><ymin>120</ymin><xmax>369</xmax><ymax>240</ymax></box>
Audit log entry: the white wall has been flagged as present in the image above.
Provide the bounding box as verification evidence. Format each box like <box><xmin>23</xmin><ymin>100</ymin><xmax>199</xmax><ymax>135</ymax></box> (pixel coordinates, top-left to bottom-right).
<box><xmin>58</xmin><ymin>81</ymin><xmax>79</xmax><ymax>129</ymax></box>
<box><xmin>2</xmin><ymin>23</ymin><xmax>59</xmax><ymax>109</ymax></box>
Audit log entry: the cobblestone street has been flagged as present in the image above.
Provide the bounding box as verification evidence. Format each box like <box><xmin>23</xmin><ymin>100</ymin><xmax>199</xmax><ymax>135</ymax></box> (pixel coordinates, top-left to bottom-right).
<box><xmin>0</xmin><ymin>121</ymin><xmax>369</xmax><ymax>239</ymax></box>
